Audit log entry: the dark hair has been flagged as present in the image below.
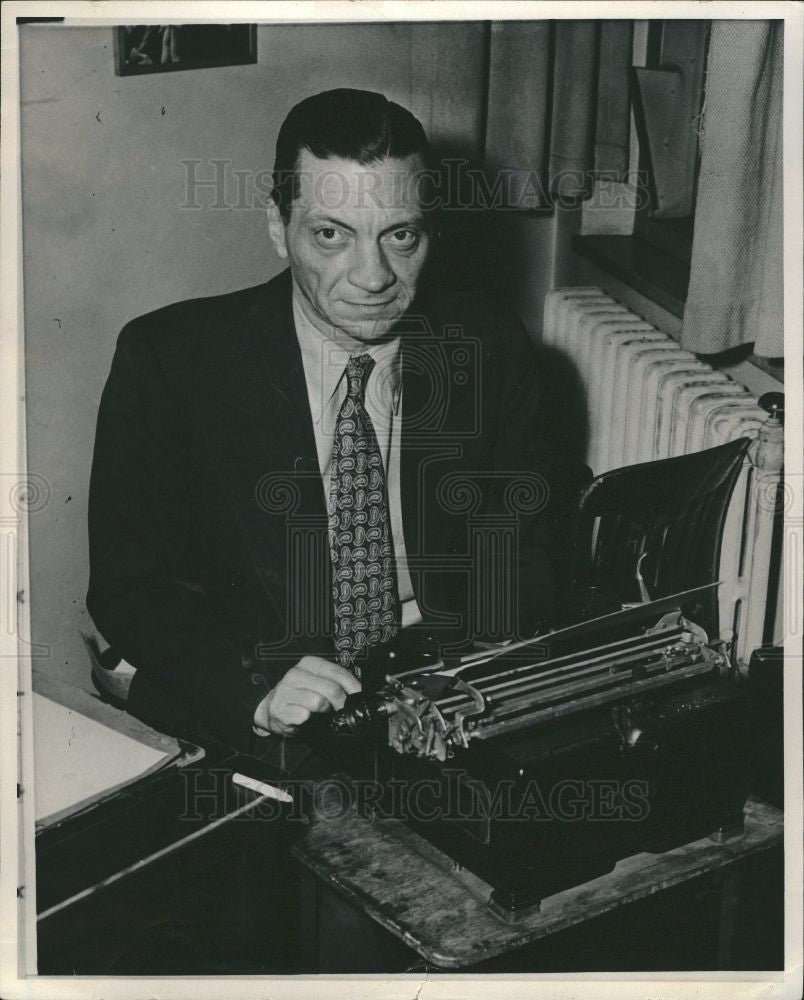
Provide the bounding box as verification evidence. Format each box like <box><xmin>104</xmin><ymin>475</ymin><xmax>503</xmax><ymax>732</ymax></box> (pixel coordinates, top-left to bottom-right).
<box><xmin>271</xmin><ymin>88</ymin><xmax>431</xmax><ymax>221</ymax></box>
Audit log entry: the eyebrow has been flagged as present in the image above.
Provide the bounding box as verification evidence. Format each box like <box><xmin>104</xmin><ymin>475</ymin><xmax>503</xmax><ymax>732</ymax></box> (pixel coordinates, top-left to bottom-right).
<box><xmin>305</xmin><ymin>215</ymin><xmax>426</xmax><ymax>236</ymax></box>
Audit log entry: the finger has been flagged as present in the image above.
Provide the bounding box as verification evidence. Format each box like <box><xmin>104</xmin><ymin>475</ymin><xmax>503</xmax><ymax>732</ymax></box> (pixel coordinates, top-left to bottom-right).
<box><xmin>270</xmin><ymin>718</ymin><xmax>298</xmax><ymax>738</ymax></box>
<box><xmin>298</xmin><ymin>656</ymin><xmax>362</xmax><ymax>695</ymax></box>
<box><xmin>286</xmin><ymin>686</ymin><xmax>341</xmax><ymax>715</ymax></box>
<box><xmin>291</xmin><ymin>675</ymin><xmax>350</xmax><ymax>711</ymax></box>
<box><xmin>274</xmin><ymin>703</ymin><xmax>310</xmax><ymax>728</ymax></box>
<box><xmin>265</xmin><ymin>689</ymin><xmax>309</xmax><ymax>728</ymax></box>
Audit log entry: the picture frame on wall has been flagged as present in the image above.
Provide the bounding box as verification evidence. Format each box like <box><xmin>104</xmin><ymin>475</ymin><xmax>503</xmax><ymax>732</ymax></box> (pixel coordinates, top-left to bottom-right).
<box><xmin>113</xmin><ymin>23</ymin><xmax>257</xmax><ymax>75</ymax></box>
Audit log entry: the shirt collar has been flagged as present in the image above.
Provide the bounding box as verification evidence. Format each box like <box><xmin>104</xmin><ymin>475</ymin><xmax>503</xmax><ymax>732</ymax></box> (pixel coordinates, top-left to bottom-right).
<box><xmin>291</xmin><ymin>284</ymin><xmax>402</xmax><ymax>422</ymax></box>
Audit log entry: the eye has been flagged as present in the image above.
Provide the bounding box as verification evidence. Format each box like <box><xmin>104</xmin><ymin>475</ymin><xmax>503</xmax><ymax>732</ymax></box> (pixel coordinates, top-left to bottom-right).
<box><xmin>313</xmin><ymin>227</ymin><xmax>348</xmax><ymax>248</ymax></box>
<box><xmin>385</xmin><ymin>229</ymin><xmax>420</xmax><ymax>251</ymax></box>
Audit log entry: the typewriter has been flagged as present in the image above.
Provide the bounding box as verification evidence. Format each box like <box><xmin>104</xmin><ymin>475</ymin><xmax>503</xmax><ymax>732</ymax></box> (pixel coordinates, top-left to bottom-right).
<box><xmin>331</xmin><ymin>586</ymin><xmax>751</xmax><ymax>917</ymax></box>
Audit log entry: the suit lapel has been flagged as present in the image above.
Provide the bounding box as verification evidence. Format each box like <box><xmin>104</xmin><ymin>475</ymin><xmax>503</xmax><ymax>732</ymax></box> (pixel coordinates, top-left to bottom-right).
<box><xmin>222</xmin><ymin>269</ymin><xmax>323</xmax><ymax>508</ymax></box>
<box><xmin>399</xmin><ymin>292</ymin><xmax>482</xmax><ymax>572</ymax></box>
<box><xmin>220</xmin><ymin>270</ymin><xmax>332</xmax><ymax>649</ymax></box>
<box><xmin>223</xmin><ymin>272</ymin><xmax>313</xmax><ymax>448</ymax></box>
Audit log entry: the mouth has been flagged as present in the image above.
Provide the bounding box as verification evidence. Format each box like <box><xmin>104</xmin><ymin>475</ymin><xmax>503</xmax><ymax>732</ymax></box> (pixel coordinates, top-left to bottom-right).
<box><xmin>343</xmin><ymin>299</ymin><xmax>396</xmax><ymax>310</ymax></box>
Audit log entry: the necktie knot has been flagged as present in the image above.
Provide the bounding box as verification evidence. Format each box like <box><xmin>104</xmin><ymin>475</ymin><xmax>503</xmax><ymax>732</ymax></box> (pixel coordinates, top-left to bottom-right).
<box><xmin>345</xmin><ymin>354</ymin><xmax>375</xmax><ymax>404</ymax></box>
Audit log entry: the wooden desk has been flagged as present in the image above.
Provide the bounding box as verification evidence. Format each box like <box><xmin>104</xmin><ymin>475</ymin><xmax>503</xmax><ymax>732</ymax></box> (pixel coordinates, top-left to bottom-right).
<box><xmin>293</xmin><ymin>788</ymin><xmax>784</xmax><ymax>970</ymax></box>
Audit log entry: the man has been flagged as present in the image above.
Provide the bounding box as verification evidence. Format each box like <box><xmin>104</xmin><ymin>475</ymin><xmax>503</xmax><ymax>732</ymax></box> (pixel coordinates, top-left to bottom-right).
<box><xmin>87</xmin><ymin>89</ymin><xmax>572</xmax><ymax>760</ymax></box>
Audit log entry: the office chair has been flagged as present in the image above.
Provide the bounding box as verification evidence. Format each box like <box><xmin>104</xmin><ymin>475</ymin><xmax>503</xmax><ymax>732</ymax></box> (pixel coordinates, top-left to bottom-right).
<box><xmin>565</xmin><ymin>436</ymin><xmax>752</xmax><ymax>645</ymax></box>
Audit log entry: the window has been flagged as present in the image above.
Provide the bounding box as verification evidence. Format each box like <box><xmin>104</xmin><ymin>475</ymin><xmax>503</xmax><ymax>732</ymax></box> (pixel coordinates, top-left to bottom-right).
<box><xmin>631</xmin><ymin>20</ymin><xmax>709</xmax><ymax>265</ymax></box>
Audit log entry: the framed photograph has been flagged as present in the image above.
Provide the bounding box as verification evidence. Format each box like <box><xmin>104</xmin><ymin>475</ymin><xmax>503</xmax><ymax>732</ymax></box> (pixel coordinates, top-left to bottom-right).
<box><xmin>114</xmin><ymin>23</ymin><xmax>257</xmax><ymax>75</ymax></box>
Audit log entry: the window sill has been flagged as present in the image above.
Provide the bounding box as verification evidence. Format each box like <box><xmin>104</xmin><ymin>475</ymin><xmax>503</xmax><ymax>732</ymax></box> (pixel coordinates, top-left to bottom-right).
<box><xmin>572</xmin><ymin>234</ymin><xmax>689</xmax><ymax>319</ymax></box>
<box><xmin>571</xmin><ymin>233</ymin><xmax>783</xmax><ymax>388</ymax></box>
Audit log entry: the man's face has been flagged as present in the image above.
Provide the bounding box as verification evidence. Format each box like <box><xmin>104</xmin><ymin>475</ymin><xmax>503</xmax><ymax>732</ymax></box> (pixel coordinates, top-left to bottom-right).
<box><xmin>269</xmin><ymin>149</ymin><xmax>431</xmax><ymax>345</ymax></box>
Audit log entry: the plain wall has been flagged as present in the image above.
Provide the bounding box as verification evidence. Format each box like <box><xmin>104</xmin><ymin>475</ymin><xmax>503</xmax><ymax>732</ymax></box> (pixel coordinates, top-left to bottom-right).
<box><xmin>19</xmin><ymin>21</ymin><xmax>487</xmax><ymax>690</ymax></box>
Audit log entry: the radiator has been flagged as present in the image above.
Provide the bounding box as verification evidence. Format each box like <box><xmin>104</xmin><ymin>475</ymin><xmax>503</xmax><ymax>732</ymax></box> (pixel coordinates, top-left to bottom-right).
<box><xmin>543</xmin><ymin>286</ymin><xmax>783</xmax><ymax>669</ymax></box>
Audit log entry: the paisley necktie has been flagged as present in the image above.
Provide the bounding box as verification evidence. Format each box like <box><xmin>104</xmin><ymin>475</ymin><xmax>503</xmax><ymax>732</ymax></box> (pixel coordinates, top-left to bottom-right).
<box><xmin>328</xmin><ymin>353</ymin><xmax>400</xmax><ymax>676</ymax></box>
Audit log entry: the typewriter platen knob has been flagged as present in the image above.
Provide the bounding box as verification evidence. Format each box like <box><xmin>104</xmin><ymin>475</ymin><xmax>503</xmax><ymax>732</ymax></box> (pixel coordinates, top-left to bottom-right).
<box><xmin>758</xmin><ymin>392</ymin><xmax>784</xmax><ymax>423</ymax></box>
<box><xmin>753</xmin><ymin>392</ymin><xmax>784</xmax><ymax>473</ymax></box>
<box><xmin>331</xmin><ymin>692</ymin><xmax>394</xmax><ymax>733</ymax></box>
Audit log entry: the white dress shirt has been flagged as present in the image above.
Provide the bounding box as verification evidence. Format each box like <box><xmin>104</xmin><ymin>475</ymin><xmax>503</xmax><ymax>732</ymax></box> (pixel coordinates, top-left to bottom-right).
<box><xmin>292</xmin><ymin>290</ymin><xmax>422</xmax><ymax>629</ymax></box>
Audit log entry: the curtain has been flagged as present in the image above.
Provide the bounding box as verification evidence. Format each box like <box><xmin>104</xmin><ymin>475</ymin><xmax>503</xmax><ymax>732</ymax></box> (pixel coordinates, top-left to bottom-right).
<box><xmin>681</xmin><ymin>21</ymin><xmax>783</xmax><ymax>358</ymax></box>
<box><xmin>484</xmin><ymin>20</ymin><xmax>633</xmax><ymax>209</ymax></box>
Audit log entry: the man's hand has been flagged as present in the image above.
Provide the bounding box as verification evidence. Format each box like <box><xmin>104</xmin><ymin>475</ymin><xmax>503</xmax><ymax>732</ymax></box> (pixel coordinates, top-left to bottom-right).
<box><xmin>253</xmin><ymin>656</ymin><xmax>361</xmax><ymax>737</ymax></box>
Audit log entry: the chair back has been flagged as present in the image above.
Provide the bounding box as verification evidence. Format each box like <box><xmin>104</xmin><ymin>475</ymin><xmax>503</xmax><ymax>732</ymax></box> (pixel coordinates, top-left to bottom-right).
<box><xmin>571</xmin><ymin>437</ymin><xmax>751</xmax><ymax>642</ymax></box>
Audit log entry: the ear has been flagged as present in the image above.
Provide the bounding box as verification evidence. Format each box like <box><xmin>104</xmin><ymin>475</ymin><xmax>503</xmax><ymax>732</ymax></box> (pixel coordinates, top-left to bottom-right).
<box><xmin>267</xmin><ymin>201</ymin><xmax>288</xmax><ymax>260</ymax></box>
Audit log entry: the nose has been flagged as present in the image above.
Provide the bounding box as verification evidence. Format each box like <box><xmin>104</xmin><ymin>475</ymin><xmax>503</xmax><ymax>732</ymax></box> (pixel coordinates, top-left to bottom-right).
<box><xmin>347</xmin><ymin>241</ymin><xmax>395</xmax><ymax>295</ymax></box>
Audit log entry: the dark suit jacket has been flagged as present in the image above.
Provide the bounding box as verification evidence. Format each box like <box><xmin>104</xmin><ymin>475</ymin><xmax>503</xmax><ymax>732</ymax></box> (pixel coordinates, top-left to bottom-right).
<box><xmin>87</xmin><ymin>268</ymin><xmax>578</xmax><ymax>752</ymax></box>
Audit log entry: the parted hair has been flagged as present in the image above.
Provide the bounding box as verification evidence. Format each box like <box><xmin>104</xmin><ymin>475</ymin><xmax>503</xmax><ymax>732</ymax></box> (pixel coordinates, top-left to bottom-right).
<box><xmin>271</xmin><ymin>88</ymin><xmax>431</xmax><ymax>221</ymax></box>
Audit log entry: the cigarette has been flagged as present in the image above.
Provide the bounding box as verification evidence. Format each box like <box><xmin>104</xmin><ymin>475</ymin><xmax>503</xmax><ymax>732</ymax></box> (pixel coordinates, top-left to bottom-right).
<box><xmin>232</xmin><ymin>771</ymin><xmax>294</xmax><ymax>803</ymax></box>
